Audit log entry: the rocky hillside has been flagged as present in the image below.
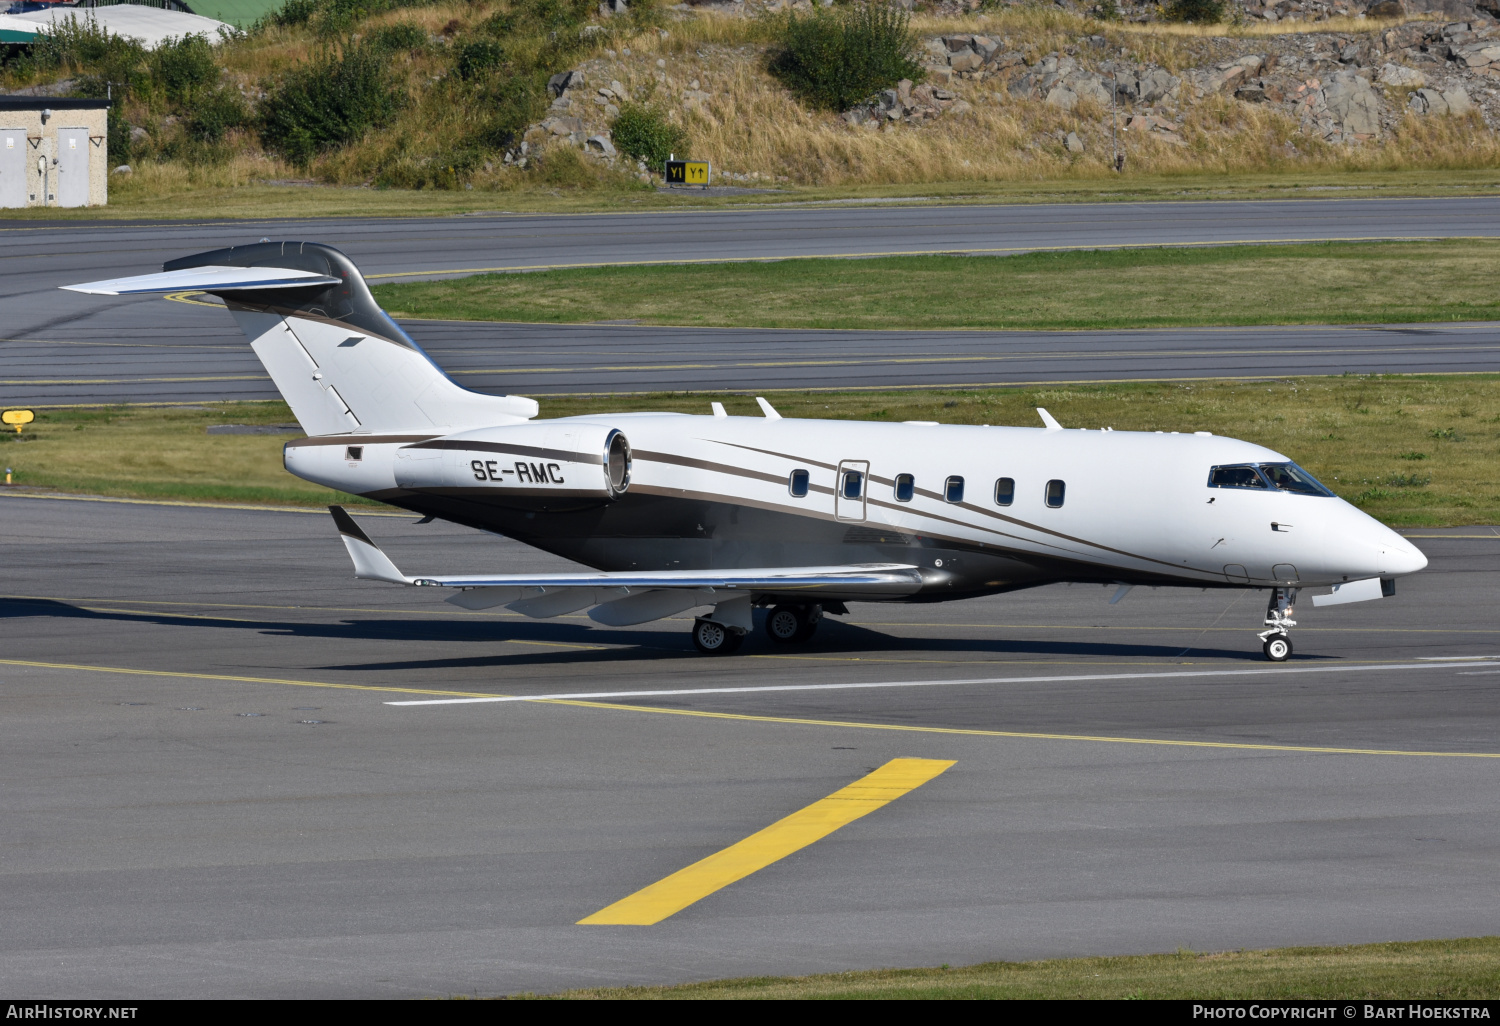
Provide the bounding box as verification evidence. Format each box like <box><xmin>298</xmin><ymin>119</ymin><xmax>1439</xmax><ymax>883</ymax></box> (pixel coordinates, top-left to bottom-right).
<box><xmin>4</xmin><ymin>0</ymin><xmax>1499</xmax><ymax>192</ymax></box>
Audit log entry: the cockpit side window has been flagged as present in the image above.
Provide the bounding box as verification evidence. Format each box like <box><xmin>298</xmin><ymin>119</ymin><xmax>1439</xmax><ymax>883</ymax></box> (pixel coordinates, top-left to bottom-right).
<box><xmin>1208</xmin><ymin>464</ymin><xmax>1267</xmax><ymax>490</ymax></box>
<box><xmin>1260</xmin><ymin>462</ymin><xmax>1334</xmax><ymax>496</ymax></box>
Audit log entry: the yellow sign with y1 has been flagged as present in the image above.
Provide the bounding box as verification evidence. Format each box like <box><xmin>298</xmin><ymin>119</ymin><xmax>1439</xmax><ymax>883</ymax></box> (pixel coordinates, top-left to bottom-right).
<box><xmin>664</xmin><ymin>159</ymin><xmax>711</xmax><ymax>187</ymax></box>
<box><xmin>2</xmin><ymin>409</ymin><xmax>34</xmax><ymax>434</ymax></box>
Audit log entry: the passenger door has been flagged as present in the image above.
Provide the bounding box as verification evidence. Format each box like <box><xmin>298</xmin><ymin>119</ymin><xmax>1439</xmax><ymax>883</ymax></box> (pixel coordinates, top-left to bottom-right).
<box><xmin>835</xmin><ymin>460</ymin><xmax>868</xmax><ymax>522</ymax></box>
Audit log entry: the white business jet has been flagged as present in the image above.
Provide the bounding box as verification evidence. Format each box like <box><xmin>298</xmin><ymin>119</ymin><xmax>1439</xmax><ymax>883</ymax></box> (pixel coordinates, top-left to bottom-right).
<box><xmin>65</xmin><ymin>241</ymin><xmax>1427</xmax><ymax>660</ymax></box>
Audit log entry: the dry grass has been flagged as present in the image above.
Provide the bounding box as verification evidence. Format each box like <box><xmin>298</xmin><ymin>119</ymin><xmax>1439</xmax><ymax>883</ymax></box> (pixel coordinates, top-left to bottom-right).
<box><xmin>533</xmin><ymin>936</ymin><xmax>1500</xmax><ymax>999</ymax></box>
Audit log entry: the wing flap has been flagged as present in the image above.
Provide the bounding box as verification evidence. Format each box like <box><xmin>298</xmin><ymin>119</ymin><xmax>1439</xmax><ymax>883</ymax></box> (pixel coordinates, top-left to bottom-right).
<box><xmin>416</xmin><ymin>565</ymin><xmax>923</xmax><ymax>590</ymax></box>
<box><xmin>61</xmin><ymin>265</ymin><xmax>341</xmax><ymax>296</ymax></box>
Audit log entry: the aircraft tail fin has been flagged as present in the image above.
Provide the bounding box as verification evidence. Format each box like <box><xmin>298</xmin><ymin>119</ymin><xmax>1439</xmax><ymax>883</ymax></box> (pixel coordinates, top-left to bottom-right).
<box><xmin>63</xmin><ymin>241</ymin><xmax>537</xmax><ymax>437</ymax></box>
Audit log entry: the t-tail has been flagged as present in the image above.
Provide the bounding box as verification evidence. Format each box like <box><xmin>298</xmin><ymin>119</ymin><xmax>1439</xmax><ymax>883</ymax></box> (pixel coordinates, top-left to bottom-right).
<box><xmin>63</xmin><ymin>241</ymin><xmax>538</xmax><ymax>435</ymax></box>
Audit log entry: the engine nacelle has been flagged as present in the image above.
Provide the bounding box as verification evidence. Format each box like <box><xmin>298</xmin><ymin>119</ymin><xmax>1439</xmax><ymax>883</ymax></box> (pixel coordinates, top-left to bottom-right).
<box><xmin>393</xmin><ymin>422</ymin><xmax>631</xmax><ymax>503</ymax></box>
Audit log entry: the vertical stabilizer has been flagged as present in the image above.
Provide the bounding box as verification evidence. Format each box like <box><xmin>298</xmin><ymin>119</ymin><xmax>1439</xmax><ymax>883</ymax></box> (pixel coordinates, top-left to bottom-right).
<box><xmin>65</xmin><ymin>241</ymin><xmax>539</xmax><ymax>436</ymax></box>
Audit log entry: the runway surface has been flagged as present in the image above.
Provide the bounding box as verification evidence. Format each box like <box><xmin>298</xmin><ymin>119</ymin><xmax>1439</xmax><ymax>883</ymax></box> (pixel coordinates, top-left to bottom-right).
<box><xmin>7</xmin><ymin>196</ymin><xmax>1500</xmax><ymax>405</ymax></box>
<box><xmin>3</xmin><ymin>493</ymin><xmax>1498</xmax><ymax>997</ymax></box>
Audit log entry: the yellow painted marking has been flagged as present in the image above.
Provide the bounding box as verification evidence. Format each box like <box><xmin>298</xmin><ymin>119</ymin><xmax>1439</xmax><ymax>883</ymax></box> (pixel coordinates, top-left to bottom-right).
<box><xmin>164</xmin><ymin>290</ymin><xmax>221</xmax><ymax>307</ymax></box>
<box><xmin>546</xmin><ymin>699</ymin><xmax>1500</xmax><ymax>759</ymax></box>
<box><xmin>579</xmin><ymin>757</ymin><xmax>954</xmax><ymax>925</ymax></box>
<box><xmin>0</xmin><ymin>657</ymin><xmax>498</xmax><ymax>700</ymax></box>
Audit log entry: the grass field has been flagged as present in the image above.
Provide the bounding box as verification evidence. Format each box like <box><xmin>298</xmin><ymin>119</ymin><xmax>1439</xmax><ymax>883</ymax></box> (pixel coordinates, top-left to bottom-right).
<box><xmin>532</xmin><ymin>936</ymin><xmax>1500</xmax><ymax>999</ymax></box>
<box><xmin>5</xmin><ymin>169</ymin><xmax>1500</xmax><ymax>223</ymax></box>
<box><xmin>4</xmin><ymin>375</ymin><xmax>1497</xmax><ymax>526</ymax></box>
<box><xmin>372</xmin><ymin>240</ymin><xmax>1500</xmax><ymax>331</ymax></box>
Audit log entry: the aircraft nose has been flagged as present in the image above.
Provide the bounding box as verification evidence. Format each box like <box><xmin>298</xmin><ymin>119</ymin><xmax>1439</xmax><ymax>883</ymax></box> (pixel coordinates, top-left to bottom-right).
<box><xmin>1372</xmin><ymin>526</ymin><xmax>1427</xmax><ymax>576</ymax></box>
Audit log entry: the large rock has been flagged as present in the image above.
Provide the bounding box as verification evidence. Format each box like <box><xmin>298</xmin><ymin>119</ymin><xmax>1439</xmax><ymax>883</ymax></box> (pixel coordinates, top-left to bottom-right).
<box><xmin>1045</xmin><ymin>85</ymin><xmax>1079</xmax><ymax>110</ymax></box>
<box><xmin>1443</xmin><ymin>84</ymin><xmax>1474</xmax><ymax>112</ymax></box>
<box><xmin>547</xmin><ymin>70</ymin><xmax>583</xmax><ymax>97</ymax></box>
<box><xmin>585</xmin><ymin>135</ymin><xmax>616</xmax><ymax>156</ymax></box>
<box><xmin>1410</xmin><ymin>86</ymin><xmax>1449</xmax><ymax>113</ymax></box>
<box><xmin>949</xmin><ymin>49</ymin><xmax>983</xmax><ymax>73</ymax></box>
<box><xmin>1065</xmin><ymin>131</ymin><xmax>1084</xmax><ymax>152</ymax></box>
<box><xmin>1138</xmin><ymin>68</ymin><xmax>1181</xmax><ymax>103</ymax></box>
<box><xmin>1323</xmin><ymin>73</ymin><xmax>1381</xmax><ymax>135</ymax></box>
<box><xmin>1378</xmin><ymin>62</ymin><xmax>1426</xmax><ymax>86</ymax></box>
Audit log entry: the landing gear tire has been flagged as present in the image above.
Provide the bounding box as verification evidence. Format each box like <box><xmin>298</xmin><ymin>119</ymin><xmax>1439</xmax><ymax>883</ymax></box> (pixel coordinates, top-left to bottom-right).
<box><xmin>692</xmin><ymin>618</ymin><xmax>744</xmax><ymax>655</ymax></box>
<box><xmin>766</xmin><ymin>604</ymin><xmax>820</xmax><ymax>644</ymax></box>
<box><xmin>1263</xmin><ymin>635</ymin><xmax>1292</xmax><ymax>662</ymax></box>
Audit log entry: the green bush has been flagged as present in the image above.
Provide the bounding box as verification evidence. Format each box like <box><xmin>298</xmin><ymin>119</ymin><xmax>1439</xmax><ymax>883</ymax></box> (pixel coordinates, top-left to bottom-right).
<box><xmin>368</xmin><ymin>21</ymin><xmax>429</xmax><ymax>53</ymax></box>
<box><xmin>455</xmin><ymin>39</ymin><xmax>505</xmax><ymax>79</ymax></box>
<box><xmin>610</xmin><ymin>101</ymin><xmax>686</xmax><ymax>166</ymax></box>
<box><xmin>1165</xmin><ymin>0</ymin><xmax>1225</xmax><ymax>21</ymax></box>
<box><xmin>148</xmin><ymin>34</ymin><xmax>219</xmax><ymax>103</ymax></box>
<box><xmin>260</xmin><ymin>39</ymin><xmax>405</xmax><ymax>163</ymax></box>
<box><xmin>19</xmin><ymin>17</ymin><xmax>147</xmax><ymax>96</ymax></box>
<box><xmin>767</xmin><ymin>1</ymin><xmax>922</xmax><ymax>112</ymax></box>
<box><xmin>186</xmin><ymin>86</ymin><xmax>250</xmax><ymax>141</ymax></box>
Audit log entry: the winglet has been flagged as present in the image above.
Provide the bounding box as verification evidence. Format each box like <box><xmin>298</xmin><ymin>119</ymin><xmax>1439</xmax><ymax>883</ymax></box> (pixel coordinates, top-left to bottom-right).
<box><xmin>755</xmin><ymin>397</ymin><xmax>782</xmax><ymax>420</ymax></box>
<box><xmin>329</xmin><ymin>506</ymin><xmax>412</xmax><ymax>585</ymax></box>
<box><xmin>1037</xmin><ymin>407</ymin><xmax>1063</xmax><ymax>431</ymax></box>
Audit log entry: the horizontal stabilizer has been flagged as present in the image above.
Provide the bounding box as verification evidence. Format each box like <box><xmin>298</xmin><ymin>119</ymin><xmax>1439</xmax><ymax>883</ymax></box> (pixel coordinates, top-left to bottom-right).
<box><xmin>61</xmin><ymin>266</ymin><xmax>342</xmax><ymax>296</ymax></box>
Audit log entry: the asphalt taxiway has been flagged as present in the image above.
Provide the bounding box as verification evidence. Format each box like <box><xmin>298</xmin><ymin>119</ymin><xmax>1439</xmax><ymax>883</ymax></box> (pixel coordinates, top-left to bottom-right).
<box><xmin>9</xmin><ymin>307</ymin><xmax>1500</xmax><ymax>407</ymax></box>
<box><xmin>7</xmin><ymin>196</ymin><xmax>1500</xmax><ymax>406</ymax></box>
<box><xmin>2</xmin><ymin>494</ymin><xmax>1497</xmax><ymax>997</ymax></box>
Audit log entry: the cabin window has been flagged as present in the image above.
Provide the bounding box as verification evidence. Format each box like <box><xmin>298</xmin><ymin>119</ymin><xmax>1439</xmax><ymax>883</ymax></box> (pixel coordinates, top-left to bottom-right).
<box><xmin>1045</xmin><ymin>479</ymin><xmax>1066</xmax><ymax>508</ymax></box>
<box><xmin>1260</xmin><ymin>462</ymin><xmax>1334</xmax><ymax>497</ymax></box>
<box><xmin>345</xmin><ymin>446</ymin><xmax>363</xmax><ymax>462</ymax></box>
<box><xmin>944</xmin><ymin>476</ymin><xmax>965</xmax><ymax>503</ymax></box>
<box><xmin>1208</xmin><ymin>464</ymin><xmax>1267</xmax><ymax>489</ymax></box>
<box><xmin>894</xmin><ymin>474</ymin><xmax>914</xmax><ymax>502</ymax></box>
<box><xmin>789</xmin><ymin>469</ymin><xmax>810</xmax><ymax>497</ymax></box>
<box><xmin>842</xmin><ymin>470</ymin><xmax>864</xmax><ymax>499</ymax></box>
<box><xmin>993</xmin><ymin>477</ymin><xmax>1014</xmax><ymax>506</ymax></box>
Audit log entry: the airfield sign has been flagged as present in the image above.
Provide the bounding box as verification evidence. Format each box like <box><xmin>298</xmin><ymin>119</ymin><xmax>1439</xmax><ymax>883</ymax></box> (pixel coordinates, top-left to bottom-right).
<box><xmin>664</xmin><ymin>159</ymin><xmax>710</xmax><ymax>187</ymax></box>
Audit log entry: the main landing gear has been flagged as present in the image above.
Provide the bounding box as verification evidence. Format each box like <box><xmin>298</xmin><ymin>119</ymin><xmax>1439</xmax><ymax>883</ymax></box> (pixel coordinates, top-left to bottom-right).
<box><xmin>1258</xmin><ymin>587</ymin><xmax>1298</xmax><ymax>661</ymax></box>
<box><xmin>765</xmin><ymin>603</ymin><xmax>821</xmax><ymax>644</ymax></box>
<box><xmin>692</xmin><ymin>617</ymin><xmax>745</xmax><ymax>655</ymax></box>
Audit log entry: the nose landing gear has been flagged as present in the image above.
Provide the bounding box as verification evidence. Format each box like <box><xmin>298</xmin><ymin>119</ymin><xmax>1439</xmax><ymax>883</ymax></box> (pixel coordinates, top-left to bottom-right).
<box><xmin>1257</xmin><ymin>587</ymin><xmax>1298</xmax><ymax>661</ymax></box>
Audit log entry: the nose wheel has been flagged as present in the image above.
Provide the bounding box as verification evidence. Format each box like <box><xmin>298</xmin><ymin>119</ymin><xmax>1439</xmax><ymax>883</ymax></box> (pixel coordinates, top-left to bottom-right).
<box><xmin>1257</xmin><ymin>587</ymin><xmax>1299</xmax><ymax>661</ymax></box>
<box><xmin>1262</xmin><ymin>634</ymin><xmax>1292</xmax><ymax>661</ymax></box>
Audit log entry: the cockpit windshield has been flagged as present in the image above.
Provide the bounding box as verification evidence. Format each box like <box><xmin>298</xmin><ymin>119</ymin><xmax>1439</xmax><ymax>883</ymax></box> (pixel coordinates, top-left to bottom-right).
<box><xmin>1208</xmin><ymin>462</ymin><xmax>1334</xmax><ymax>496</ymax></box>
<box><xmin>1259</xmin><ymin>462</ymin><xmax>1334</xmax><ymax>496</ymax></box>
<box><xmin>1208</xmin><ymin>465</ymin><xmax>1266</xmax><ymax>489</ymax></box>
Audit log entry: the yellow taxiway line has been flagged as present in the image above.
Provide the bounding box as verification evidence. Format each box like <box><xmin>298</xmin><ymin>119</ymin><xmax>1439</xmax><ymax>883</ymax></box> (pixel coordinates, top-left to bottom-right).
<box><xmin>579</xmin><ymin>757</ymin><xmax>954</xmax><ymax>926</ymax></box>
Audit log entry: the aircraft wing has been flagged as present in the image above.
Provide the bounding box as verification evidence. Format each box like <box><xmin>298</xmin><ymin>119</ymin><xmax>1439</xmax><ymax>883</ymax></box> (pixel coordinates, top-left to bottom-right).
<box><xmin>328</xmin><ymin>506</ymin><xmax>923</xmax><ymax>626</ymax></box>
<box><xmin>61</xmin><ymin>266</ymin><xmax>342</xmax><ymax>295</ymax></box>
